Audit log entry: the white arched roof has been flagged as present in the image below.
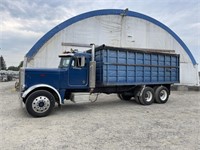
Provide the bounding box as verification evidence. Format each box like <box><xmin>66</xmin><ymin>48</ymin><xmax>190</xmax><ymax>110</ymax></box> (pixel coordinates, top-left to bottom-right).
<box><xmin>25</xmin><ymin>9</ymin><xmax>199</xmax><ymax>85</ymax></box>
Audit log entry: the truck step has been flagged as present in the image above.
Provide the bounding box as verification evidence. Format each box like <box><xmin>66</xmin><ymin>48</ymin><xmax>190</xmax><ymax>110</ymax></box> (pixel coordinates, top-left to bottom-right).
<box><xmin>70</xmin><ymin>93</ymin><xmax>90</xmax><ymax>103</ymax></box>
<box><xmin>70</xmin><ymin>93</ymin><xmax>99</xmax><ymax>103</ymax></box>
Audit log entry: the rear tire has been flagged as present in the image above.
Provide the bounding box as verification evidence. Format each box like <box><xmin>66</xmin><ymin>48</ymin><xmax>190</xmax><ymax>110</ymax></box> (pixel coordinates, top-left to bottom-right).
<box><xmin>139</xmin><ymin>87</ymin><xmax>154</xmax><ymax>105</ymax></box>
<box><xmin>26</xmin><ymin>90</ymin><xmax>55</xmax><ymax>117</ymax></box>
<box><xmin>135</xmin><ymin>96</ymin><xmax>140</xmax><ymax>104</ymax></box>
<box><xmin>154</xmin><ymin>86</ymin><xmax>169</xmax><ymax>104</ymax></box>
<box><xmin>134</xmin><ymin>90</ymin><xmax>141</xmax><ymax>104</ymax></box>
<box><xmin>117</xmin><ymin>94</ymin><xmax>132</xmax><ymax>100</ymax></box>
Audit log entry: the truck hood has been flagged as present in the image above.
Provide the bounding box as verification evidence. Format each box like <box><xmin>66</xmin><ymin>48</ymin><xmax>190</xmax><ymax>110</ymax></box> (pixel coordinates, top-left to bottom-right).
<box><xmin>24</xmin><ymin>68</ymin><xmax>64</xmax><ymax>89</ymax></box>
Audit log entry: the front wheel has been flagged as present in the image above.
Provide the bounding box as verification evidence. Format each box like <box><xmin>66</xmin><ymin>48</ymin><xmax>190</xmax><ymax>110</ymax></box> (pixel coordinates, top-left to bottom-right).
<box><xmin>26</xmin><ymin>90</ymin><xmax>55</xmax><ymax>117</ymax></box>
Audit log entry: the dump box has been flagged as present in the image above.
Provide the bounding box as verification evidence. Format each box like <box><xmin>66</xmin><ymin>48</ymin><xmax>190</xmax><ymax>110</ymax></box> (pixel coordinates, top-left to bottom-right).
<box><xmin>95</xmin><ymin>45</ymin><xmax>180</xmax><ymax>86</ymax></box>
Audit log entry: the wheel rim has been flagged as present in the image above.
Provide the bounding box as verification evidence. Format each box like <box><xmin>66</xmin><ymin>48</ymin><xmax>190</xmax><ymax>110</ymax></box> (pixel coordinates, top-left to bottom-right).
<box><xmin>145</xmin><ymin>91</ymin><xmax>153</xmax><ymax>102</ymax></box>
<box><xmin>32</xmin><ymin>96</ymin><xmax>50</xmax><ymax>113</ymax></box>
<box><xmin>160</xmin><ymin>90</ymin><xmax>167</xmax><ymax>101</ymax></box>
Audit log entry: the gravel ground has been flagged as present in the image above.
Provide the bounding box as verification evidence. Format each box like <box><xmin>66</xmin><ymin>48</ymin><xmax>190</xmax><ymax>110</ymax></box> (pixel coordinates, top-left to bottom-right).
<box><xmin>0</xmin><ymin>81</ymin><xmax>200</xmax><ymax>150</ymax></box>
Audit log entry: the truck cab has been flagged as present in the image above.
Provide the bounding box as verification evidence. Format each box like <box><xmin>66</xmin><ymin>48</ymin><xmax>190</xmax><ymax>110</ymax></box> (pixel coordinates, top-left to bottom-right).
<box><xmin>59</xmin><ymin>52</ymin><xmax>91</xmax><ymax>89</ymax></box>
<box><xmin>19</xmin><ymin>47</ymin><xmax>95</xmax><ymax>117</ymax></box>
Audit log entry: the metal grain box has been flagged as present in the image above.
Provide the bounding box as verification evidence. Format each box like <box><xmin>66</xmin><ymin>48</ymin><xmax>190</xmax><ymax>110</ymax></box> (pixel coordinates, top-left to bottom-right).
<box><xmin>95</xmin><ymin>45</ymin><xmax>180</xmax><ymax>86</ymax></box>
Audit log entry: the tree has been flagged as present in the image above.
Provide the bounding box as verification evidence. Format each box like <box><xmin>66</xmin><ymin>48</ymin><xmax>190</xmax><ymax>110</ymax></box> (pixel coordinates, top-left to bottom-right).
<box><xmin>18</xmin><ymin>61</ymin><xmax>23</xmax><ymax>70</ymax></box>
<box><xmin>7</xmin><ymin>66</ymin><xmax>18</xmax><ymax>71</ymax></box>
<box><xmin>0</xmin><ymin>55</ymin><xmax>6</xmax><ymax>70</ymax></box>
<box><xmin>7</xmin><ymin>61</ymin><xmax>24</xmax><ymax>71</ymax></box>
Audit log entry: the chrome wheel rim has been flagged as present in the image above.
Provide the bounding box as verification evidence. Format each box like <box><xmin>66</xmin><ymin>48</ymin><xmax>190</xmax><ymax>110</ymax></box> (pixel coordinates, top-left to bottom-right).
<box><xmin>32</xmin><ymin>96</ymin><xmax>50</xmax><ymax>113</ymax></box>
<box><xmin>160</xmin><ymin>90</ymin><xmax>167</xmax><ymax>101</ymax></box>
<box><xmin>145</xmin><ymin>91</ymin><xmax>153</xmax><ymax>102</ymax></box>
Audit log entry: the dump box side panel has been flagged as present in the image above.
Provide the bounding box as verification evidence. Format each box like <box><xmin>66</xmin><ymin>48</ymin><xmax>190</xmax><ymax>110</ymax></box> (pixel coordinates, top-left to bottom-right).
<box><xmin>96</xmin><ymin>47</ymin><xmax>179</xmax><ymax>86</ymax></box>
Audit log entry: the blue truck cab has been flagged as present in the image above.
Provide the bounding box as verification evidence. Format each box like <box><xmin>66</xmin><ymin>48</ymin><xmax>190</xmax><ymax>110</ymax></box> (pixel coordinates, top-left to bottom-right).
<box><xmin>19</xmin><ymin>44</ymin><xmax>180</xmax><ymax>117</ymax></box>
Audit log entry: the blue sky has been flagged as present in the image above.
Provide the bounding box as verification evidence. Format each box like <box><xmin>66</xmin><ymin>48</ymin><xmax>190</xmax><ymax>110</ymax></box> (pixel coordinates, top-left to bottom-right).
<box><xmin>0</xmin><ymin>0</ymin><xmax>199</xmax><ymax>70</ymax></box>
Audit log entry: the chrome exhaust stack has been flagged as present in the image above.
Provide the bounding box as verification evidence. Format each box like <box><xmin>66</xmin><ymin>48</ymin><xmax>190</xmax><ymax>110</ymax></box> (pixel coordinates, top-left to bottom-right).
<box><xmin>89</xmin><ymin>44</ymin><xmax>96</xmax><ymax>91</ymax></box>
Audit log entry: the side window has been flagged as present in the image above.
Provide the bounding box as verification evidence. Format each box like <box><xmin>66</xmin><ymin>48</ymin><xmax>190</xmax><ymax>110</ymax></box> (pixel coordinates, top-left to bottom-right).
<box><xmin>77</xmin><ymin>57</ymin><xmax>82</xmax><ymax>67</ymax></box>
<box><xmin>71</xmin><ymin>57</ymin><xmax>85</xmax><ymax>68</ymax></box>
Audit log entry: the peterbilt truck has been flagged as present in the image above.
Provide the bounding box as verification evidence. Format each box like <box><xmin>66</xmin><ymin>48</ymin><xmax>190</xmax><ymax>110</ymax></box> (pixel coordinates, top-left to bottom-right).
<box><xmin>19</xmin><ymin>44</ymin><xmax>180</xmax><ymax>117</ymax></box>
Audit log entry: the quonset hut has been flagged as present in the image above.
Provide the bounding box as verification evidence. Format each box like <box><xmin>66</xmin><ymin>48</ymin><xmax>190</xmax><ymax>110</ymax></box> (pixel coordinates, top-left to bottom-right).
<box><xmin>24</xmin><ymin>9</ymin><xmax>199</xmax><ymax>86</ymax></box>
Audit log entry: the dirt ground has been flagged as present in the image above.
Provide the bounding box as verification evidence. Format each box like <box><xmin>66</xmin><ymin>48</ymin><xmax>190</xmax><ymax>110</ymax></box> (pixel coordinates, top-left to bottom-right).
<box><xmin>0</xmin><ymin>81</ymin><xmax>200</xmax><ymax>150</ymax></box>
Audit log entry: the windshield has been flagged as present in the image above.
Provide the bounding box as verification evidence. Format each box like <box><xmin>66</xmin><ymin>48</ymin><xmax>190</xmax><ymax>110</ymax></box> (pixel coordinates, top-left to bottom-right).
<box><xmin>59</xmin><ymin>57</ymin><xmax>71</xmax><ymax>68</ymax></box>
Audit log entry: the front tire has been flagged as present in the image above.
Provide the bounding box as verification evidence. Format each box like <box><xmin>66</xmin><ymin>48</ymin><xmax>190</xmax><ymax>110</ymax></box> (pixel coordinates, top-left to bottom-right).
<box><xmin>26</xmin><ymin>90</ymin><xmax>55</xmax><ymax>117</ymax></box>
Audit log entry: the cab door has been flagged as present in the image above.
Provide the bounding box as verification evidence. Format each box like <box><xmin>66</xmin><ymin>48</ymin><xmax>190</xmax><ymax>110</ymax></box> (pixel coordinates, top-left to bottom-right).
<box><xmin>68</xmin><ymin>56</ymin><xmax>88</xmax><ymax>87</ymax></box>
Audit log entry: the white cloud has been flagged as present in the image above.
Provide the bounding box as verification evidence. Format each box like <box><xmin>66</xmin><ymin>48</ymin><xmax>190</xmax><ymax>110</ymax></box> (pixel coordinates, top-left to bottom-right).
<box><xmin>0</xmin><ymin>0</ymin><xmax>199</xmax><ymax>70</ymax></box>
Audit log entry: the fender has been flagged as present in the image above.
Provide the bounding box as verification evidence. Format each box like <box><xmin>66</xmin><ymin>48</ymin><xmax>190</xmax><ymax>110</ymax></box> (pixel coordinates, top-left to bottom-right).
<box><xmin>22</xmin><ymin>84</ymin><xmax>62</xmax><ymax>104</ymax></box>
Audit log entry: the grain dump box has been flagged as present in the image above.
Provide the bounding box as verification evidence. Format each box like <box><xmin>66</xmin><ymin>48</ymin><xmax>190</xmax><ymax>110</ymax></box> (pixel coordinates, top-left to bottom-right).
<box><xmin>95</xmin><ymin>45</ymin><xmax>180</xmax><ymax>86</ymax></box>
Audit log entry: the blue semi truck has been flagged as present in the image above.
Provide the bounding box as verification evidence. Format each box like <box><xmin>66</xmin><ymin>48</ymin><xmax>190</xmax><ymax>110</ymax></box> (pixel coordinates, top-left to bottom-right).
<box><xmin>19</xmin><ymin>44</ymin><xmax>180</xmax><ymax>117</ymax></box>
